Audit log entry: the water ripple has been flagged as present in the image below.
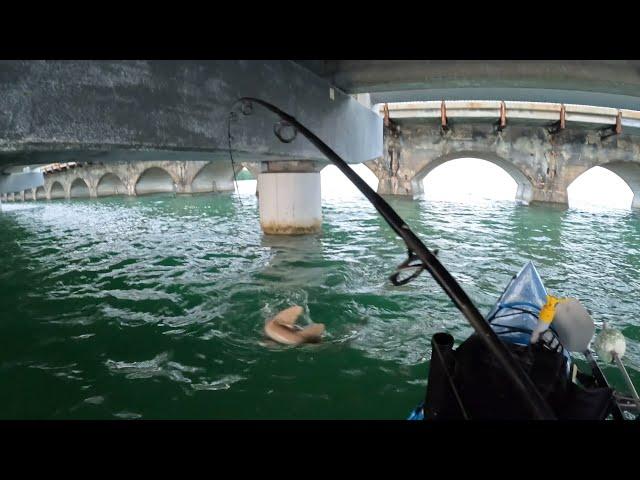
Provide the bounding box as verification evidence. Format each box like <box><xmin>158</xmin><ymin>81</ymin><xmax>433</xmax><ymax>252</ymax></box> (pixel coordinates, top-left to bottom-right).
<box><xmin>1</xmin><ymin>189</ymin><xmax>640</xmax><ymax>418</ymax></box>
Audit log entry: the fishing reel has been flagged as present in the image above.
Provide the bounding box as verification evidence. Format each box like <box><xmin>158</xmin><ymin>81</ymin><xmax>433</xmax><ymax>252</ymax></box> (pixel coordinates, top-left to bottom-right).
<box><xmin>389</xmin><ymin>249</ymin><xmax>438</xmax><ymax>286</ymax></box>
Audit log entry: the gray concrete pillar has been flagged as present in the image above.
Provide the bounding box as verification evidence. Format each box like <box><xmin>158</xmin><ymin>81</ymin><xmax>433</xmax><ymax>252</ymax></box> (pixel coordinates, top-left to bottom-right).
<box><xmin>258</xmin><ymin>161</ymin><xmax>323</xmax><ymax>235</ymax></box>
<box><xmin>174</xmin><ymin>182</ymin><xmax>187</xmax><ymax>194</ymax></box>
<box><xmin>527</xmin><ymin>186</ymin><xmax>568</xmax><ymax>206</ymax></box>
<box><xmin>367</xmin><ymin>151</ymin><xmax>424</xmax><ymax>197</ymax></box>
<box><xmin>126</xmin><ymin>181</ymin><xmax>136</xmax><ymax>196</ymax></box>
<box><xmin>369</xmin><ymin>125</ymin><xmax>424</xmax><ymax>197</ymax></box>
<box><xmin>89</xmin><ymin>186</ymin><xmax>98</xmax><ymax>198</ymax></box>
<box><xmin>524</xmin><ymin>163</ymin><xmax>571</xmax><ymax>207</ymax></box>
<box><xmin>377</xmin><ymin>173</ymin><xmax>424</xmax><ymax>197</ymax></box>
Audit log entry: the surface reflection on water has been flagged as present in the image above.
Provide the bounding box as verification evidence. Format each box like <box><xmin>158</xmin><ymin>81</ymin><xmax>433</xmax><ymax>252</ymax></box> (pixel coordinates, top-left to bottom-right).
<box><xmin>0</xmin><ymin>186</ymin><xmax>639</xmax><ymax>419</ymax></box>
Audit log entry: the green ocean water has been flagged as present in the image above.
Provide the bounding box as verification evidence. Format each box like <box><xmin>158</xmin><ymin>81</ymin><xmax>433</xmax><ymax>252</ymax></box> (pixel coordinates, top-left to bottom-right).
<box><xmin>1</xmin><ymin>183</ymin><xmax>639</xmax><ymax>419</ymax></box>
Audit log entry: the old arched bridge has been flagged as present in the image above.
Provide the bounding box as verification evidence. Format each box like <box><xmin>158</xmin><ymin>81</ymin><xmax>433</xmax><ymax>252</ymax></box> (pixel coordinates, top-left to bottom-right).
<box><xmin>0</xmin><ymin>160</ymin><xmax>263</xmax><ymax>202</ymax></box>
<box><xmin>6</xmin><ymin>100</ymin><xmax>640</xmax><ymax>213</ymax></box>
<box><xmin>367</xmin><ymin>101</ymin><xmax>640</xmax><ymax>209</ymax></box>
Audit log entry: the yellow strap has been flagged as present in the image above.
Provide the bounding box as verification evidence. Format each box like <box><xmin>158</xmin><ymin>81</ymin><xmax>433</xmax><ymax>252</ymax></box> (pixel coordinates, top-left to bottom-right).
<box><xmin>539</xmin><ymin>295</ymin><xmax>562</xmax><ymax>324</ymax></box>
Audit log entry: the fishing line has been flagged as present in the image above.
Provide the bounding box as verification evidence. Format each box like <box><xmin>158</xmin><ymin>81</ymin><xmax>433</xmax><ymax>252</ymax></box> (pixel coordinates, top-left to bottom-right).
<box><xmin>227</xmin><ymin>109</ymin><xmax>243</xmax><ymax>206</ymax></box>
<box><xmin>228</xmin><ymin>96</ymin><xmax>556</xmax><ymax>420</ymax></box>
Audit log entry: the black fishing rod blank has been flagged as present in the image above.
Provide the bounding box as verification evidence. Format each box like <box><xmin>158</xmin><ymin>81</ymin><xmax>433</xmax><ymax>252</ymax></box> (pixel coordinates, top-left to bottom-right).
<box><xmin>231</xmin><ymin>97</ymin><xmax>556</xmax><ymax>420</ymax></box>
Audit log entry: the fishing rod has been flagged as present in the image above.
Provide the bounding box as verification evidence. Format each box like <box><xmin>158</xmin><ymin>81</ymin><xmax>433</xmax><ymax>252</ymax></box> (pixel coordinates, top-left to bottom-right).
<box><xmin>230</xmin><ymin>97</ymin><xmax>556</xmax><ymax>420</ymax></box>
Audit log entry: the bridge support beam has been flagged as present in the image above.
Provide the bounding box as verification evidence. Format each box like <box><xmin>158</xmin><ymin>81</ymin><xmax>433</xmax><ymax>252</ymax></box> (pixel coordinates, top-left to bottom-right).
<box><xmin>258</xmin><ymin>161</ymin><xmax>322</xmax><ymax>235</ymax></box>
<box><xmin>376</xmin><ymin>174</ymin><xmax>424</xmax><ymax>197</ymax></box>
<box><xmin>366</xmin><ymin>125</ymin><xmax>425</xmax><ymax>198</ymax></box>
<box><xmin>0</xmin><ymin>61</ymin><xmax>382</xmax><ymax>170</ymax></box>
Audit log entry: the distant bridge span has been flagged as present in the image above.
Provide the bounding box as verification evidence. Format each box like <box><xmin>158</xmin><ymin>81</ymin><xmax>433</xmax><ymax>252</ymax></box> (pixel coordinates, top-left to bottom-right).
<box><xmin>366</xmin><ymin>100</ymin><xmax>640</xmax><ymax>209</ymax></box>
<box><xmin>0</xmin><ymin>160</ymin><xmax>264</xmax><ymax>201</ymax></box>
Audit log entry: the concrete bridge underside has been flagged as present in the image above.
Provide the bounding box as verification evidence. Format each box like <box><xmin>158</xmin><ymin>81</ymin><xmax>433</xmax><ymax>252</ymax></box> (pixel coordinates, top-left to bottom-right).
<box><xmin>0</xmin><ymin>60</ymin><xmax>381</xmax><ymax>171</ymax></box>
<box><xmin>300</xmin><ymin>60</ymin><xmax>640</xmax><ymax>110</ymax></box>
<box><xmin>0</xmin><ymin>60</ymin><xmax>385</xmax><ymax>234</ymax></box>
<box><xmin>6</xmin><ymin>60</ymin><xmax>640</xmax><ymax>233</ymax></box>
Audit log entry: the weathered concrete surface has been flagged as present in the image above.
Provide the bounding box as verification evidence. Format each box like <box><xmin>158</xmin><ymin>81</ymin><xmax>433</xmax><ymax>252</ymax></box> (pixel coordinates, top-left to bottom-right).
<box><xmin>367</xmin><ymin>122</ymin><xmax>640</xmax><ymax>208</ymax></box>
<box><xmin>0</xmin><ymin>60</ymin><xmax>382</xmax><ymax>171</ymax></box>
<box><xmin>258</xmin><ymin>161</ymin><xmax>322</xmax><ymax>235</ymax></box>
<box><xmin>299</xmin><ymin>61</ymin><xmax>640</xmax><ymax>110</ymax></box>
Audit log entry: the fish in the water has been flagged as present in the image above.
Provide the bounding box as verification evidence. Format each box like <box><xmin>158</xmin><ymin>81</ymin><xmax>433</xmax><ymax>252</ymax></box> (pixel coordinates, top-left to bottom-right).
<box><xmin>264</xmin><ymin>305</ymin><xmax>325</xmax><ymax>345</ymax></box>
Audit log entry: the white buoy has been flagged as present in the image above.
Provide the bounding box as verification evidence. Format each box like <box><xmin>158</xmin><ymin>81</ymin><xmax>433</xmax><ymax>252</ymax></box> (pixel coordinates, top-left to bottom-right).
<box><xmin>594</xmin><ymin>322</ymin><xmax>626</xmax><ymax>363</ymax></box>
<box><xmin>594</xmin><ymin>322</ymin><xmax>640</xmax><ymax>412</ymax></box>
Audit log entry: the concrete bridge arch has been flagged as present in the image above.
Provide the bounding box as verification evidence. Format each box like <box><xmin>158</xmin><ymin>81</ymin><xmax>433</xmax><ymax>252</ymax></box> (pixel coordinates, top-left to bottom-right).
<box><xmin>367</xmin><ymin>124</ymin><xmax>549</xmax><ymax>202</ymax></box>
<box><xmin>96</xmin><ymin>173</ymin><xmax>127</xmax><ymax>197</ymax></box>
<box><xmin>134</xmin><ymin>166</ymin><xmax>177</xmax><ymax>196</ymax></box>
<box><xmin>240</xmin><ymin>162</ymin><xmax>261</xmax><ymax>180</ymax></box>
<box><xmin>567</xmin><ymin>160</ymin><xmax>640</xmax><ymax>209</ymax></box>
<box><xmin>70</xmin><ymin>177</ymin><xmax>90</xmax><ymax>198</ymax></box>
<box><xmin>35</xmin><ymin>186</ymin><xmax>46</xmax><ymax>200</ymax></box>
<box><xmin>190</xmin><ymin>161</ymin><xmax>236</xmax><ymax>193</ymax></box>
<box><xmin>411</xmin><ymin>150</ymin><xmax>535</xmax><ymax>204</ymax></box>
<box><xmin>367</xmin><ymin>121</ymin><xmax>640</xmax><ymax>209</ymax></box>
<box><xmin>49</xmin><ymin>181</ymin><xmax>65</xmax><ymax>200</ymax></box>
